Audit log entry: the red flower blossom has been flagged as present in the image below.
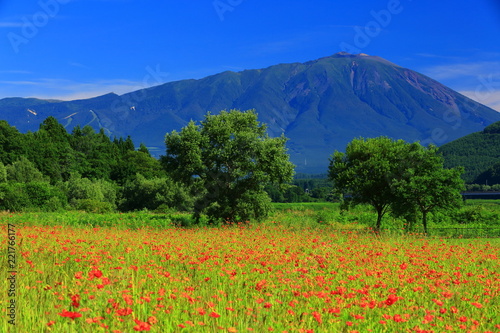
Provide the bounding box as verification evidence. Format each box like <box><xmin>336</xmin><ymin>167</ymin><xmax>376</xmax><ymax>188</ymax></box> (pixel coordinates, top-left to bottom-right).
<box><xmin>71</xmin><ymin>294</ymin><xmax>80</xmax><ymax>308</ymax></box>
<box><xmin>312</xmin><ymin>311</ymin><xmax>322</xmax><ymax>324</ymax></box>
<box><xmin>116</xmin><ymin>307</ymin><xmax>133</xmax><ymax>316</ymax></box>
<box><xmin>384</xmin><ymin>294</ymin><xmax>398</xmax><ymax>306</ymax></box>
<box><xmin>209</xmin><ymin>311</ymin><xmax>220</xmax><ymax>318</ymax></box>
<box><xmin>133</xmin><ymin>319</ymin><xmax>151</xmax><ymax>331</ymax></box>
<box><xmin>59</xmin><ymin>310</ymin><xmax>82</xmax><ymax>320</ymax></box>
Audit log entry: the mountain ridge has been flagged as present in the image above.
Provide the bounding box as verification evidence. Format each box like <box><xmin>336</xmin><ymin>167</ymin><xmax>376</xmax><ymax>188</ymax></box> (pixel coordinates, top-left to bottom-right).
<box><xmin>1</xmin><ymin>53</ymin><xmax>499</xmax><ymax>173</ymax></box>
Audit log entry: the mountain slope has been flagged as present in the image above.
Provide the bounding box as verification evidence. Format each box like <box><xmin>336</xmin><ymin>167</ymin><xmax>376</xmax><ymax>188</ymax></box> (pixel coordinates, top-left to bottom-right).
<box><xmin>440</xmin><ymin>121</ymin><xmax>500</xmax><ymax>183</ymax></box>
<box><xmin>1</xmin><ymin>53</ymin><xmax>500</xmax><ymax>173</ymax></box>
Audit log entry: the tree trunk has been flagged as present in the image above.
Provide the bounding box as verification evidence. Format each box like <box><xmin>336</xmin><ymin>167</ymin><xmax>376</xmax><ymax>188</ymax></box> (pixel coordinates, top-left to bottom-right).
<box><xmin>422</xmin><ymin>211</ymin><xmax>428</xmax><ymax>235</ymax></box>
<box><xmin>375</xmin><ymin>208</ymin><xmax>383</xmax><ymax>233</ymax></box>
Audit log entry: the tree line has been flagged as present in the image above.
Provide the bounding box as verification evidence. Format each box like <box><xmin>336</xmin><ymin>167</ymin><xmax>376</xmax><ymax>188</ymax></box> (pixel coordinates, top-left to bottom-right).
<box><xmin>0</xmin><ymin>116</ymin><xmax>189</xmax><ymax>213</ymax></box>
<box><xmin>0</xmin><ymin>110</ymin><xmax>466</xmax><ymax>231</ymax></box>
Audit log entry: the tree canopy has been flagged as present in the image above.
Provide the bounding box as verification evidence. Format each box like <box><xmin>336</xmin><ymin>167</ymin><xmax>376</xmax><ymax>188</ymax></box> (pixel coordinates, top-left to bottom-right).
<box><xmin>329</xmin><ymin>137</ymin><xmax>464</xmax><ymax>232</ymax></box>
<box><xmin>163</xmin><ymin>109</ymin><xmax>295</xmax><ymax>223</ymax></box>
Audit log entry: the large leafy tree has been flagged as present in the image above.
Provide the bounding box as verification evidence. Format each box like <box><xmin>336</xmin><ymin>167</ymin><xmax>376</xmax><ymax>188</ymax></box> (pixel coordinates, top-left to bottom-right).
<box><xmin>329</xmin><ymin>137</ymin><xmax>407</xmax><ymax>231</ymax></box>
<box><xmin>329</xmin><ymin>137</ymin><xmax>464</xmax><ymax>232</ymax></box>
<box><xmin>390</xmin><ymin>145</ymin><xmax>464</xmax><ymax>234</ymax></box>
<box><xmin>163</xmin><ymin>109</ymin><xmax>294</xmax><ymax>223</ymax></box>
<box><xmin>26</xmin><ymin>116</ymin><xmax>75</xmax><ymax>182</ymax></box>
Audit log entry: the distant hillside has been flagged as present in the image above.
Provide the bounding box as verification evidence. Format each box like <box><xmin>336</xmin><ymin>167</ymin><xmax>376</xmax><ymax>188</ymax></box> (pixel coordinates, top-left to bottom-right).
<box><xmin>440</xmin><ymin>121</ymin><xmax>500</xmax><ymax>183</ymax></box>
<box><xmin>2</xmin><ymin>52</ymin><xmax>500</xmax><ymax>173</ymax></box>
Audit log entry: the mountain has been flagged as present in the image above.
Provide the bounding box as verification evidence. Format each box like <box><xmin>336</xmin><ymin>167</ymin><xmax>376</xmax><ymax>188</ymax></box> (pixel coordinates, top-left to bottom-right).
<box><xmin>2</xmin><ymin>52</ymin><xmax>500</xmax><ymax>173</ymax></box>
<box><xmin>440</xmin><ymin>121</ymin><xmax>500</xmax><ymax>183</ymax></box>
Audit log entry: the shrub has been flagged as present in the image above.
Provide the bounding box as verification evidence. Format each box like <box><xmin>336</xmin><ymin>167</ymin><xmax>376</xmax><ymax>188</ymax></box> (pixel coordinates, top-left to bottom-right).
<box><xmin>0</xmin><ymin>181</ymin><xmax>66</xmax><ymax>211</ymax></box>
<box><xmin>119</xmin><ymin>175</ymin><xmax>193</xmax><ymax>212</ymax></box>
<box><xmin>70</xmin><ymin>199</ymin><xmax>114</xmax><ymax>213</ymax></box>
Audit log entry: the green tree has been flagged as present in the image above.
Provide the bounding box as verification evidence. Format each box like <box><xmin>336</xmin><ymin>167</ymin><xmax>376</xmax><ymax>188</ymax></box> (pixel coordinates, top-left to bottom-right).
<box><xmin>163</xmin><ymin>109</ymin><xmax>294</xmax><ymax>223</ymax></box>
<box><xmin>70</xmin><ymin>126</ymin><xmax>120</xmax><ymax>180</ymax></box>
<box><xmin>329</xmin><ymin>137</ymin><xmax>464</xmax><ymax>232</ymax></box>
<box><xmin>390</xmin><ymin>145</ymin><xmax>464</xmax><ymax>234</ymax></box>
<box><xmin>329</xmin><ymin>137</ymin><xmax>408</xmax><ymax>231</ymax></box>
<box><xmin>64</xmin><ymin>173</ymin><xmax>117</xmax><ymax>211</ymax></box>
<box><xmin>0</xmin><ymin>162</ymin><xmax>6</xmax><ymax>183</ymax></box>
<box><xmin>119</xmin><ymin>174</ymin><xmax>192</xmax><ymax>212</ymax></box>
<box><xmin>26</xmin><ymin>117</ymin><xmax>75</xmax><ymax>182</ymax></box>
<box><xmin>6</xmin><ymin>156</ymin><xmax>46</xmax><ymax>183</ymax></box>
<box><xmin>0</xmin><ymin>120</ymin><xmax>25</xmax><ymax>165</ymax></box>
<box><xmin>138</xmin><ymin>143</ymin><xmax>150</xmax><ymax>156</ymax></box>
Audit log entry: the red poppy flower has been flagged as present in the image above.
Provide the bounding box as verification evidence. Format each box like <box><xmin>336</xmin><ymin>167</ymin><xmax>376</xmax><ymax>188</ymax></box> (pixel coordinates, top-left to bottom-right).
<box><xmin>133</xmin><ymin>319</ymin><xmax>151</xmax><ymax>331</ymax></box>
<box><xmin>59</xmin><ymin>310</ymin><xmax>82</xmax><ymax>320</ymax></box>
<box><xmin>209</xmin><ymin>311</ymin><xmax>220</xmax><ymax>318</ymax></box>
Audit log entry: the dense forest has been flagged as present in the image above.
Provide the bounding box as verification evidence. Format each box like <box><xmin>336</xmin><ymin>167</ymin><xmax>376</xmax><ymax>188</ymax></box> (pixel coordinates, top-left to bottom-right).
<box><xmin>0</xmin><ymin>117</ymin><xmax>182</xmax><ymax>212</ymax></box>
<box><xmin>0</xmin><ymin>117</ymin><xmax>327</xmax><ymax>213</ymax></box>
<box><xmin>440</xmin><ymin>121</ymin><xmax>500</xmax><ymax>183</ymax></box>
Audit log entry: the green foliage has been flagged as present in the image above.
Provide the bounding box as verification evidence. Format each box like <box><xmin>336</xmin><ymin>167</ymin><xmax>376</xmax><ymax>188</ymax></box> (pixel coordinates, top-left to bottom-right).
<box><xmin>64</xmin><ymin>174</ymin><xmax>117</xmax><ymax>210</ymax></box>
<box><xmin>164</xmin><ymin>109</ymin><xmax>295</xmax><ymax>223</ymax></box>
<box><xmin>390</xmin><ymin>144</ymin><xmax>465</xmax><ymax>233</ymax></box>
<box><xmin>0</xmin><ymin>162</ymin><xmax>6</xmax><ymax>183</ymax></box>
<box><xmin>440</xmin><ymin>122</ymin><xmax>500</xmax><ymax>183</ymax></box>
<box><xmin>0</xmin><ymin>181</ymin><xmax>66</xmax><ymax>211</ymax></box>
<box><xmin>6</xmin><ymin>156</ymin><xmax>47</xmax><ymax>183</ymax></box>
<box><xmin>329</xmin><ymin>137</ymin><xmax>464</xmax><ymax>232</ymax></box>
<box><xmin>119</xmin><ymin>175</ymin><xmax>193</xmax><ymax>212</ymax></box>
<box><xmin>70</xmin><ymin>199</ymin><xmax>115</xmax><ymax>213</ymax></box>
<box><xmin>474</xmin><ymin>162</ymin><xmax>500</xmax><ymax>185</ymax></box>
<box><xmin>329</xmin><ymin>137</ymin><xmax>409</xmax><ymax>230</ymax></box>
<box><xmin>0</xmin><ymin>183</ymin><xmax>30</xmax><ymax>211</ymax></box>
<box><xmin>138</xmin><ymin>143</ymin><xmax>150</xmax><ymax>155</ymax></box>
<box><xmin>454</xmin><ymin>205</ymin><xmax>500</xmax><ymax>225</ymax></box>
<box><xmin>483</xmin><ymin>121</ymin><xmax>500</xmax><ymax>134</ymax></box>
<box><xmin>0</xmin><ymin>120</ymin><xmax>25</xmax><ymax>165</ymax></box>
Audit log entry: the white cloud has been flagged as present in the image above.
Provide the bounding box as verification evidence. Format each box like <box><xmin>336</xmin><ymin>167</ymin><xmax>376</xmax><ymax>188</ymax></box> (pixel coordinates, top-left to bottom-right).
<box><xmin>0</xmin><ymin>78</ymin><xmax>150</xmax><ymax>101</ymax></box>
<box><xmin>420</xmin><ymin>60</ymin><xmax>500</xmax><ymax>112</ymax></box>
<box><xmin>423</xmin><ymin>61</ymin><xmax>500</xmax><ymax>81</ymax></box>
<box><xmin>460</xmin><ymin>90</ymin><xmax>500</xmax><ymax>112</ymax></box>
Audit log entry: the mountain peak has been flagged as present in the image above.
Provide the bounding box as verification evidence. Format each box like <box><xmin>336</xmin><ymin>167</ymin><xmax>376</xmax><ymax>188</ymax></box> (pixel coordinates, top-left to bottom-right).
<box><xmin>332</xmin><ymin>51</ymin><xmax>370</xmax><ymax>57</ymax></box>
<box><xmin>1</xmin><ymin>53</ymin><xmax>499</xmax><ymax>173</ymax></box>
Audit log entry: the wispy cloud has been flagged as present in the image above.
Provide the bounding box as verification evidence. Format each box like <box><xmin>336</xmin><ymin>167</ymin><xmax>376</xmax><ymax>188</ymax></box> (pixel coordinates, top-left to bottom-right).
<box><xmin>460</xmin><ymin>89</ymin><xmax>500</xmax><ymax>112</ymax></box>
<box><xmin>0</xmin><ymin>21</ymin><xmax>24</xmax><ymax>28</ymax></box>
<box><xmin>420</xmin><ymin>60</ymin><xmax>500</xmax><ymax>112</ymax></box>
<box><xmin>423</xmin><ymin>61</ymin><xmax>500</xmax><ymax>81</ymax></box>
<box><xmin>0</xmin><ymin>70</ymin><xmax>32</xmax><ymax>75</ymax></box>
<box><xmin>0</xmin><ymin>78</ymin><xmax>149</xmax><ymax>101</ymax></box>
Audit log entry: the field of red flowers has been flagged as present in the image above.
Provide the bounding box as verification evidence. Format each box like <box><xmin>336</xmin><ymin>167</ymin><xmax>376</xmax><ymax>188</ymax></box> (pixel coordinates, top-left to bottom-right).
<box><xmin>2</xmin><ymin>216</ymin><xmax>500</xmax><ymax>332</ymax></box>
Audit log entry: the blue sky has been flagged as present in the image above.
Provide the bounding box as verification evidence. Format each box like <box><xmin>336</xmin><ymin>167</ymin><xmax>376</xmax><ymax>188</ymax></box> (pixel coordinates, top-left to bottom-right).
<box><xmin>1</xmin><ymin>0</ymin><xmax>500</xmax><ymax>110</ymax></box>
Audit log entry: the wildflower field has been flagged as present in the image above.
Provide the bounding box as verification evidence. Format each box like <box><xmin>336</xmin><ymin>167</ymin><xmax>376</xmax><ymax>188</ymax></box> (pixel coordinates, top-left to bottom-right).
<box><xmin>1</xmin><ymin>210</ymin><xmax>500</xmax><ymax>333</ymax></box>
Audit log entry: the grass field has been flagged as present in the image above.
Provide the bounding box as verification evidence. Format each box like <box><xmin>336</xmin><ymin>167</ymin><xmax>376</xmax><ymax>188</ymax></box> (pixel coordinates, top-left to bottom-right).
<box><xmin>1</xmin><ymin>206</ymin><xmax>500</xmax><ymax>332</ymax></box>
